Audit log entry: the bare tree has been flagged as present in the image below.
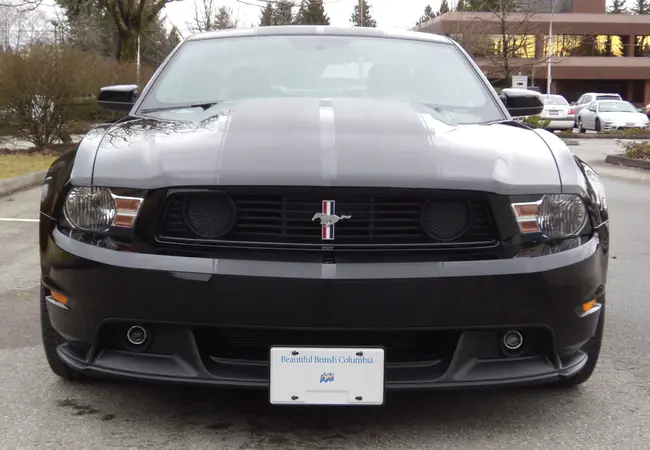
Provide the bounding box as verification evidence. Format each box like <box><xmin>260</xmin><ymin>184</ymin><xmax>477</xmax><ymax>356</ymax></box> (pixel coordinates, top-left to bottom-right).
<box><xmin>0</xmin><ymin>0</ymin><xmax>43</xmax><ymax>12</ymax></box>
<box><xmin>0</xmin><ymin>2</ymin><xmax>50</xmax><ymax>51</ymax></box>
<box><xmin>452</xmin><ymin>4</ymin><xmax>552</xmax><ymax>86</ymax></box>
<box><xmin>104</xmin><ymin>0</ymin><xmax>179</xmax><ymax>62</ymax></box>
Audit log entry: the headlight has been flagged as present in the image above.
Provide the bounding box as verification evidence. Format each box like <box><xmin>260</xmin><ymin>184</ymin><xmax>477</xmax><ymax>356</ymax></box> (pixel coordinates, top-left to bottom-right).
<box><xmin>511</xmin><ymin>194</ymin><xmax>588</xmax><ymax>238</ymax></box>
<box><xmin>63</xmin><ymin>187</ymin><xmax>143</xmax><ymax>232</ymax></box>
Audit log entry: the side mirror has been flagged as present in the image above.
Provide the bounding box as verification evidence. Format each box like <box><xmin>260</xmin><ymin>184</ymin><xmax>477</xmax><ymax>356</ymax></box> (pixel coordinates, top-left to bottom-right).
<box><xmin>500</xmin><ymin>88</ymin><xmax>544</xmax><ymax>117</ymax></box>
<box><xmin>97</xmin><ymin>84</ymin><xmax>139</xmax><ymax>112</ymax></box>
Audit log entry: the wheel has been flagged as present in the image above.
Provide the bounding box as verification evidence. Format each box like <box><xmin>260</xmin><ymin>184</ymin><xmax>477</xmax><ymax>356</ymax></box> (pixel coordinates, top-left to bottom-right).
<box><xmin>556</xmin><ymin>302</ymin><xmax>605</xmax><ymax>387</ymax></box>
<box><xmin>595</xmin><ymin>118</ymin><xmax>602</xmax><ymax>132</ymax></box>
<box><xmin>40</xmin><ymin>286</ymin><xmax>86</xmax><ymax>381</ymax></box>
<box><xmin>578</xmin><ymin>119</ymin><xmax>586</xmax><ymax>133</ymax></box>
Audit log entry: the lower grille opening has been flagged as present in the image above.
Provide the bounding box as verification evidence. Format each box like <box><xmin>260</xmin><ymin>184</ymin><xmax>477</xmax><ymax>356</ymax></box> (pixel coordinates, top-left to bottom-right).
<box><xmin>193</xmin><ymin>327</ymin><xmax>462</xmax><ymax>365</ymax></box>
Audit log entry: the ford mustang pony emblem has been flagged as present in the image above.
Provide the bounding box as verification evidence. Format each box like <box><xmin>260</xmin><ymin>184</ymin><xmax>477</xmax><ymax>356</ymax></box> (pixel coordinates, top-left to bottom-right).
<box><xmin>313</xmin><ymin>200</ymin><xmax>351</xmax><ymax>240</ymax></box>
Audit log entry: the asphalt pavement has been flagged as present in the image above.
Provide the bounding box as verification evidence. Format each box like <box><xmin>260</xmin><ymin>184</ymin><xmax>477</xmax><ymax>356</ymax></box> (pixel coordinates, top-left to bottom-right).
<box><xmin>1</xmin><ymin>160</ymin><xmax>650</xmax><ymax>449</ymax></box>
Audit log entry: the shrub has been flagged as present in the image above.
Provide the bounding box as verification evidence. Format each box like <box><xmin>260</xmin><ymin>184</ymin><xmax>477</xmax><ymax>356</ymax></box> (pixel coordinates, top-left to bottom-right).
<box><xmin>522</xmin><ymin>115</ymin><xmax>551</xmax><ymax>129</ymax></box>
<box><xmin>0</xmin><ymin>44</ymin><xmax>155</xmax><ymax>147</ymax></box>
<box><xmin>617</xmin><ymin>140</ymin><xmax>650</xmax><ymax>160</ymax></box>
<box><xmin>602</xmin><ymin>127</ymin><xmax>650</xmax><ymax>136</ymax></box>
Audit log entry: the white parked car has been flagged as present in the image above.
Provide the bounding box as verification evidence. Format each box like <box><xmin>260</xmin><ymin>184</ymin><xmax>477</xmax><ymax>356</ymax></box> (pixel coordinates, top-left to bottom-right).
<box><xmin>539</xmin><ymin>95</ymin><xmax>574</xmax><ymax>131</ymax></box>
<box><xmin>576</xmin><ymin>100</ymin><xmax>649</xmax><ymax>132</ymax></box>
<box><xmin>571</xmin><ymin>92</ymin><xmax>622</xmax><ymax>121</ymax></box>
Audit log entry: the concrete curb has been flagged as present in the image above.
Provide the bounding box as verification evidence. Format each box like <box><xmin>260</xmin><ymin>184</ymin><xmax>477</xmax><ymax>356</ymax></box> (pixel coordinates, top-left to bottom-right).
<box><xmin>0</xmin><ymin>170</ymin><xmax>47</xmax><ymax>198</ymax></box>
<box><xmin>605</xmin><ymin>154</ymin><xmax>650</xmax><ymax>171</ymax></box>
<box><xmin>561</xmin><ymin>139</ymin><xmax>580</xmax><ymax>146</ymax></box>
<box><xmin>557</xmin><ymin>134</ymin><xmax>650</xmax><ymax>140</ymax></box>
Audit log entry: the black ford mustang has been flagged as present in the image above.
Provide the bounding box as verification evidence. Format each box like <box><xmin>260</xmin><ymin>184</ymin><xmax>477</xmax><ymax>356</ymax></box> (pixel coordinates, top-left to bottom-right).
<box><xmin>39</xmin><ymin>26</ymin><xmax>609</xmax><ymax>405</ymax></box>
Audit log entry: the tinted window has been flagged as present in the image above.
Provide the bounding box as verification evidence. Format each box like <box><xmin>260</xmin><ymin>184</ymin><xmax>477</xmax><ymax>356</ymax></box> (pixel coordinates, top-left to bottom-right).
<box><xmin>544</xmin><ymin>95</ymin><xmax>568</xmax><ymax>105</ymax></box>
<box><xmin>596</xmin><ymin>94</ymin><xmax>621</xmax><ymax>101</ymax></box>
<box><xmin>139</xmin><ymin>35</ymin><xmax>504</xmax><ymax>124</ymax></box>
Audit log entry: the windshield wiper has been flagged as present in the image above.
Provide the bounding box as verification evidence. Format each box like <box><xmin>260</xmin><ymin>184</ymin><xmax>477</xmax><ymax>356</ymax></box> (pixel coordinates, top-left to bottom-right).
<box><xmin>139</xmin><ymin>101</ymin><xmax>222</xmax><ymax>114</ymax></box>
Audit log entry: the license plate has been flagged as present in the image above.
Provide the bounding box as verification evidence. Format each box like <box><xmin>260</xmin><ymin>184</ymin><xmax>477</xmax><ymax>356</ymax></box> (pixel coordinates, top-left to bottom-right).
<box><xmin>269</xmin><ymin>347</ymin><xmax>385</xmax><ymax>405</ymax></box>
<box><xmin>549</xmin><ymin>110</ymin><xmax>559</xmax><ymax>115</ymax></box>
<box><xmin>626</xmin><ymin>123</ymin><xmax>635</xmax><ymax>127</ymax></box>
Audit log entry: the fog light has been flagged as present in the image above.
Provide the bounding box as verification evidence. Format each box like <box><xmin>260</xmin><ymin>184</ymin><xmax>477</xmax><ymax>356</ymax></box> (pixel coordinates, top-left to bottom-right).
<box><xmin>502</xmin><ymin>330</ymin><xmax>524</xmax><ymax>351</ymax></box>
<box><xmin>126</xmin><ymin>326</ymin><xmax>148</xmax><ymax>346</ymax></box>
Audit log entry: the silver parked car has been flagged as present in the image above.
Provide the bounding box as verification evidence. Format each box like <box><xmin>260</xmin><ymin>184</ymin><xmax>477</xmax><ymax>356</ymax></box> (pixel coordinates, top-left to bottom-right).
<box><xmin>571</xmin><ymin>93</ymin><xmax>622</xmax><ymax>125</ymax></box>
<box><xmin>576</xmin><ymin>100</ymin><xmax>650</xmax><ymax>132</ymax></box>
<box><xmin>539</xmin><ymin>95</ymin><xmax>574</xmax><ymax>131</ymax></box>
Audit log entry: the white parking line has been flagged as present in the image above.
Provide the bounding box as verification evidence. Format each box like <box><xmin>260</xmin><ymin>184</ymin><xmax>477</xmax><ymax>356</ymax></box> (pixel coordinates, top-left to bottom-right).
<box><xmin>0</xmin><ymin>218</ymin><xmax>39</xmax><ymax>222</ymax></box>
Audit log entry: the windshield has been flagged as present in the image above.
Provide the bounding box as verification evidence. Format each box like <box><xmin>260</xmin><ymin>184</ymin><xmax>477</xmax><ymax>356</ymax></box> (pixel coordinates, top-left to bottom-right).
<box><xmin>544</xmin><ymin>95</ymin><xmax>568</xmax><ymax>106</ymax></box>
<box><xmin>596</xmin><ymin>95</ymin><xmax>621</xmax><ymax>101</ymax></box>
<box><xmin>138</xmin><ymin>35</ymin><xmax>504</xmax><ymax>124</ymax></box>
<box><xmin>599</xmin><ymin>101</ymin><xmax>637</xmax><ymax>113</ymax></box>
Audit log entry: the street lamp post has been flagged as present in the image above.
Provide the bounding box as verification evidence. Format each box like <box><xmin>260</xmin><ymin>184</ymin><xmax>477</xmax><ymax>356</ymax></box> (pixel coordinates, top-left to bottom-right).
<box><xmin>546</xmin><ymin>0</ymin><xmax>562</xmax><ymax>95</ymax></box>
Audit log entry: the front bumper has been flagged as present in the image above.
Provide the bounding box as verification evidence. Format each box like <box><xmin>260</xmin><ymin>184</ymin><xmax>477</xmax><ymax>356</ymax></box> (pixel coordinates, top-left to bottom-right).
<box><xmin>603</xmin><ymin>123</ymin><xmax>648</xmax><ymax>131</ymax></box>
<box><xmin>544</xmin><ymin>118</ymin><xmax>574</xmax><ymax>130</ymax></box>
<box><xmin>43</xmin><ymin>228</ymin><xmax>608</xmax><ymax>390</ymax></box>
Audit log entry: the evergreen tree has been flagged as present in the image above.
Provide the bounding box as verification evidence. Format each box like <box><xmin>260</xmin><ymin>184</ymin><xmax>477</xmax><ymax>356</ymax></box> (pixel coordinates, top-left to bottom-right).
<box><xmin>418</xmin><ymin>4</ymin><xmax>436</xmax><ymax>24</ymax></box>
<box><xmin>214</xmin><ymin>6</ymin><xmax>237</xmax><ymax>29</ymax></box>
<box><xmin>438</xmin><ymin>0</ymin><xmax>450</xmax><ymax>15</ymax></box>
<box><xmin>632</xmin><ymin>0</ymin><xmax>649</xmax><ymax>14</ymax></box>
<box><xmin>273</xmin><ymin>0</ymin><xmax>295</xmax><ymax>25</ymax></box>
<box><xmin>294</xmin><ymin>0</ymin><xmax>330</xmax><ymax>25</ymax></box>
<box><xmin>351</xmin><ymin>0</ymin><xmax>377</xmax><ymax>27</ymax></box>
<box><xmin>456</xmin><ymin>0</ymin><xmax>468</xmax><ymax>11</ymax></box>
<box><xmin>259</xmin><ymin>2</ymin><xmax>274</xmax><ymax>26</ymax></box>
<box><xmin>608</xmin><ymin>0</ymin><xmax>627</xmax><ymax>13</ymax></box>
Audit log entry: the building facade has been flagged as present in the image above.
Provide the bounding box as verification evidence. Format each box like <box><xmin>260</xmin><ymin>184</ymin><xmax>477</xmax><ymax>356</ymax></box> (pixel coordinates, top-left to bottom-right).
<box><xmin>419</xmin><ymin>0</ymin><xmax>650</xmax><ymax>105</ymax></box>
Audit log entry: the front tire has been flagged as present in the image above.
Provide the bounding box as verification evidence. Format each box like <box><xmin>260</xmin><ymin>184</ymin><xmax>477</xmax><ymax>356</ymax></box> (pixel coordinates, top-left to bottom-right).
<box><xmin>556</xmin><ymin>302</ymin><xmax>605</xmax><ymax>387</ymax></box>
<box><xmin>40</xmin><ymin>286</ymin><xmax>86</xmax><ymax>381</ymax></box>
<box><xmin>578</xmin><ymin>119</ymin><xmax>587</xmax><ymax>133</ymax></box>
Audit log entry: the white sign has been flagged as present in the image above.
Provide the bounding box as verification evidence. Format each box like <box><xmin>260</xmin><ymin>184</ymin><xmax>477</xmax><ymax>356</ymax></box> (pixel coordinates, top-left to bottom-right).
<box><xmin>511</xmin><ymin>75</ymin><xmax>528</xmax><ymax>89</ymax></box>
<box><xmin>269</xmin><ymin>347</ymin><xmax>385</xmax><ymax>405</ymax></box>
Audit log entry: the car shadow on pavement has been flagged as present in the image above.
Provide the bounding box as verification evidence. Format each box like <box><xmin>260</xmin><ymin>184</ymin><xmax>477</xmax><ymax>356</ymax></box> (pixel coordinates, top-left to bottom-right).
<box><xmin>51</xmin><ymin>378</ymin><xmax>596</xmax><ymax>447</ymax></box>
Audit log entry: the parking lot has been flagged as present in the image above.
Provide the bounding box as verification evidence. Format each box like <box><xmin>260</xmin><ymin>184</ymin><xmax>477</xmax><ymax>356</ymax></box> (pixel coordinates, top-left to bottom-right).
<box><xmin>1</xmin><ymin>157</ymin><xmax>650</xmax><ymax>449</ymax></box>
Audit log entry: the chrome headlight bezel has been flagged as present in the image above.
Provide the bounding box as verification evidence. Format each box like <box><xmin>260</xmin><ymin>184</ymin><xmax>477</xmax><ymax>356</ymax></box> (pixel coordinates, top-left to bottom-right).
<box><xmin>61</xmin><ymin>186</ymin><xmax>144</xmax><ymax>233</ymax></box>
<box><xmin>510</xmin><ymin>193</ymin><xmax>591</xmax><ymax>240</ymax></box>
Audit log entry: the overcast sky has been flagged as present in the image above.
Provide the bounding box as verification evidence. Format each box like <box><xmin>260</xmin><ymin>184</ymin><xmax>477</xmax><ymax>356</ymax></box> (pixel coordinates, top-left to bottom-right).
<box><xmin>163</xmin><ymin>0</ymin><xmax>445</xmax><ymax>36</ymax></box>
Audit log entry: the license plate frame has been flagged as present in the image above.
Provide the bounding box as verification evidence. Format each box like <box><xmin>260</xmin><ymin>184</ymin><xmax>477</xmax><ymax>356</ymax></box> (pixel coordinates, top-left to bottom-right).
<box><xmin>269</xmin><ymin>346</ymin><xmax>386</xmax><ymax>406</ymax></box>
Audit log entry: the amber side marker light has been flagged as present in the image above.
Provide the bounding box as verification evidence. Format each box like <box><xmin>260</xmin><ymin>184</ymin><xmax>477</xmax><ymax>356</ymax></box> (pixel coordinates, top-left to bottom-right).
<box><xmin>582</xmin><ymin>299</ymin><xmax>598</xmax><ymax>313</ymax></box>
<box><xmin>47</xmin><ymin>290</ymin><xmax>70</xmax><ymax>310</ymax></box>
<box><xmin>112</xmin><ymin>195</ymin><xmax>144</xmax><ymax>228</ymax></box>
<box><xmin>511</xmin><ymin>200</ymin><xmax>542</xmax><ymax>233</ymax></box>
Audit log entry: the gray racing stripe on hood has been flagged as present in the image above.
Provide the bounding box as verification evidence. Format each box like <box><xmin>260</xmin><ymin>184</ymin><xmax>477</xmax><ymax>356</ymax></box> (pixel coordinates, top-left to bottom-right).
<box><xmin>319</xmin><ymin>98</ymin><xmax>337</xmax><ymax>185</ymax></box>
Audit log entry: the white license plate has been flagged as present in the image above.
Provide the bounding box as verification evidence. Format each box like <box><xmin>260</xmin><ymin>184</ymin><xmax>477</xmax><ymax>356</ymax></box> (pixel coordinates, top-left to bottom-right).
<box><xmin>269</xmin><ymin>347</ymin><xmax>385</xmax><ymax>405</ymax></box>
<box><xmin>626</xmin><ymin>123</ymin><xmax>635</xmax><ymax>127</ymax></box>
<box><xmin>549</xmin><ymin>110</ymin><xmax>559</xmax><ymax>115</ymax></box>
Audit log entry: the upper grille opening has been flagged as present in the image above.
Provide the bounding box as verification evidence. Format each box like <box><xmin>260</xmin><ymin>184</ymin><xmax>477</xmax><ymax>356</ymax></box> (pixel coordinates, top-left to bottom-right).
<box><xmin>156</xmin><ymin>189</ymin><xmax>498</xmax><ymax>247</ymax></box>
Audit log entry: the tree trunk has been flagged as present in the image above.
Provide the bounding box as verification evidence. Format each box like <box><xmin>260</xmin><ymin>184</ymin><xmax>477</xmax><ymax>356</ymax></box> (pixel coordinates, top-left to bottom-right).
<box><xmin>117</xmin><ymin>32</ymin><xmax>138</xmax><ymax>62</ymax></box>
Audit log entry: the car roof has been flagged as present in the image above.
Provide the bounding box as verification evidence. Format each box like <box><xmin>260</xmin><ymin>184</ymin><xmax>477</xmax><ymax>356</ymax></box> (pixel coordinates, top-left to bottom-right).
<box><xmin>185</xmin><ymin>25</ymin><xmax>453</xmax><ymax>45</ymax></box>
<box><xmin>584</xmin><ymin>93</ymin><xmax>621</xmax><ymax>96</ymax></box>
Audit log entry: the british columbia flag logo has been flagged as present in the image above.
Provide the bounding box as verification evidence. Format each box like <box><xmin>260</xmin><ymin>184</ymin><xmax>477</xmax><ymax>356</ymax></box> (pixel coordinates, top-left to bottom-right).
<box><xmin>311</xmin><ymin>200</ymin><xmax>352</xmax><ymax>241</ymax></box>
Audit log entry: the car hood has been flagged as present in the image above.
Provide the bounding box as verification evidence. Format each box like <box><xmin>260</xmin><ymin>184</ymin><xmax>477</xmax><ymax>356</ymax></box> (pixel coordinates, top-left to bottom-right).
<box><xmin>90</xmin><ymin>98</ymin><xmax>562</xmax><ymax>195</ymax></box>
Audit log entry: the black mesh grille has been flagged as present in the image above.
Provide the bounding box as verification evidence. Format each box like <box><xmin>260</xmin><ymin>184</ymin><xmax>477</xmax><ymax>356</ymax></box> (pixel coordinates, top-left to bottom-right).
<box><xmin>157</xmin><ymin>190</ymin><xmax>497</xmax><ymax>245</ymax></box>
<box><xmin>194</xmin><ymin>327</ymin><xmax>462</xmax><ymax>364</ymax></box>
